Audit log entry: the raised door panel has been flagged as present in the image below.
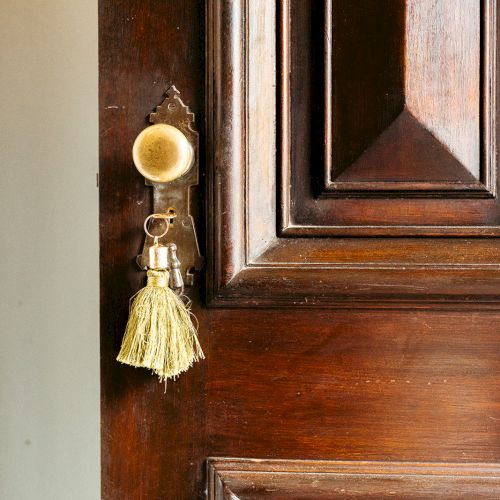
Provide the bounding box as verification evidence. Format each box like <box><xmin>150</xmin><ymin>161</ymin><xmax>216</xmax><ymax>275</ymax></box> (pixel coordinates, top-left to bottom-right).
<box><xmin>207</xmin><ymin>0</ymin><xmax>500</xmax><ymax>307</ymax></box>
<box><xmin>284</xmin><ymin>0</ymin><xmax>498</xmax><ymax>236</ymax></box>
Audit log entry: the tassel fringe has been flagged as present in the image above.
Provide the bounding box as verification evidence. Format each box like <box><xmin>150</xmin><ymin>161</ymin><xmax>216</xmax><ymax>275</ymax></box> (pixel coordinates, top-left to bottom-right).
<box><xmin>117</xmin><ymin>270</ymin><xmax>204</xmax><ymax>382</ymax></box>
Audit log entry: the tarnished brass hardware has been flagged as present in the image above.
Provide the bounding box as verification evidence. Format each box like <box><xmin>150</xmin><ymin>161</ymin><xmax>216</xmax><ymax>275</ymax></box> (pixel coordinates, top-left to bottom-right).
<box><xmin>167</xmin><ymin>243</ymin><xmax>184</xmax><ymax>294</ymax></box>
<box><xmin>135</xmin><ymin>86</ymin><xmax>203</xmax><ymax>288</ymax></box>
<box><xmin>133</xmin><ymin>124</ymin><xmax>194</xmax><ymax>183</ymax></box>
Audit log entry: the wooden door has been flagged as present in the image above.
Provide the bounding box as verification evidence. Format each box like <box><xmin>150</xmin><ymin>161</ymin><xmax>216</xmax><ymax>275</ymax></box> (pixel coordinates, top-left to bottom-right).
<box><xmin>100</xmin><ymin>1</ymin><xmax>500</xmax><ymax>498</ymax></box>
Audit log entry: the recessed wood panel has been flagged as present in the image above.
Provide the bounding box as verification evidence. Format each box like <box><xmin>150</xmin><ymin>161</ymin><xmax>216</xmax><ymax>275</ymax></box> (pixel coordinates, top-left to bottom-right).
<box><xmin>207</xmin><ymin>310</ymin><xmax>500</xmax><ymax>461</ymax></box>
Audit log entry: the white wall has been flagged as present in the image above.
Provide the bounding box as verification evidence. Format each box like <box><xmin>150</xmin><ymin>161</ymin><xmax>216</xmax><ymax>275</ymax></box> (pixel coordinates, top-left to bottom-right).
<box><xmin>0</xmin><ymin>1</ymin><xmax>99</xmax><ymax>499</ymax></box>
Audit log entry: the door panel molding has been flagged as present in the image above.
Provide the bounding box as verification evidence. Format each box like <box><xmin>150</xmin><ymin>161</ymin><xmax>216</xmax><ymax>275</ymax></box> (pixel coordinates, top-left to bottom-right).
<box><xmin>207</xmin><ymin>458</ymin><xmax>500</xmax><ymax>499</ymax></box>
<box><xmin>281</xmin><ymin>0</ymin><xmax>500</xmax><ymax>235</ymax></box>
<box><xmin>207</xmin><ymin>0</ymin><xmax>500</xmax><ymax>308</ymax></box>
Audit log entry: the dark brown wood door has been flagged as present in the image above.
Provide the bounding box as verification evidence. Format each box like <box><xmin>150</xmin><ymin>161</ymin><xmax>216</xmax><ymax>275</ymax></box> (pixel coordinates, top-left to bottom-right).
<box><xmin>100</xmin><ymin>1</ymin><xmax>500</xmax><ymax>498</ymax></box>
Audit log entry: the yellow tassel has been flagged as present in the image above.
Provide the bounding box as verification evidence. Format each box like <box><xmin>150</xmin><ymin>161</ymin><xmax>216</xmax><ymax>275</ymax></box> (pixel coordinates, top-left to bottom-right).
<box><xmin>117</xmin><ymin>269</ymin><xmax>204</xmax><ymax>382</ymax></box>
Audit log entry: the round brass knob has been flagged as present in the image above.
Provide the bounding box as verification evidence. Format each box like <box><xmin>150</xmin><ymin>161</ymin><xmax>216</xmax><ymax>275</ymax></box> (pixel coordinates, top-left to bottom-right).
<box><xmin>132</xmin><ymin>124</ymin><xmax>194</xmax><ymax>183</ymax></box>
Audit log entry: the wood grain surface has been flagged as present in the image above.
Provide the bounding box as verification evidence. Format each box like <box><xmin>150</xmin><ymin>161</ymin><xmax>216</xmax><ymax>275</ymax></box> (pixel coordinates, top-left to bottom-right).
<box><xmin>100</xmin><ymin>1</ymin><xmax>500</xmax><ymax>498</ymax></box>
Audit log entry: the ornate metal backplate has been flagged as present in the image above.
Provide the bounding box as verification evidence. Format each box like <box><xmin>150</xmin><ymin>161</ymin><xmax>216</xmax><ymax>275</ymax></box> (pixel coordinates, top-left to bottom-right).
<box><xmin>137</xmin><ymin>86</ymin><xmax>203</xmax><ymax>287</ymax></box>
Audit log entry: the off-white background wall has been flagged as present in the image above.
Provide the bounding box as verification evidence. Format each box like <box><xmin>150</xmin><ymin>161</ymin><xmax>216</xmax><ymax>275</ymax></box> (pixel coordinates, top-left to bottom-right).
<box><xmin>0</xmin><ymin>1</ymin><xmax>99</xmax><ymax>499</ymax></box>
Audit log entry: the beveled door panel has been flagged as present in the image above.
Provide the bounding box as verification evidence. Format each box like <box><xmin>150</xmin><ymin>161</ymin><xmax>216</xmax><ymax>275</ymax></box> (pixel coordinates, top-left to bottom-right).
<box><xmin>323</xmin><ymin>0</ymin><xmax>490</xmax><ymax>192</ymax></box>
<box><xmin>282</xmin><ymin>0</ymin><xmax>499</xmax><ymax>236</ymax></box>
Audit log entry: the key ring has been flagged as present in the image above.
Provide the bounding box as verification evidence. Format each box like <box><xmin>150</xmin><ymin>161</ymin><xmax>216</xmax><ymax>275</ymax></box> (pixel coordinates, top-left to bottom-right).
<box><xmin>144</xmin><ymin>213</ymin><xmax>170</xmax><ymax>244</ymax></box>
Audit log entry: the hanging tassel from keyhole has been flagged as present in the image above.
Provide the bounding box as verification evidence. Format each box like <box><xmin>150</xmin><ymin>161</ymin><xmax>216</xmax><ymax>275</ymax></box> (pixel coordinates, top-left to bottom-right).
<box><xmin>117</xmin><ymin>240</ymin><xmax>204</xmax><ymax>382</ymax></box>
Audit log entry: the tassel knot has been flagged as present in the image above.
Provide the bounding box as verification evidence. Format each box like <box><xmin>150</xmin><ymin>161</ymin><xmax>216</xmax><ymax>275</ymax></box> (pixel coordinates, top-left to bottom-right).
<box><xmin>147</xmin><ymin>269</ymin><xmax>169</xmax><ymax>287</ymax></box>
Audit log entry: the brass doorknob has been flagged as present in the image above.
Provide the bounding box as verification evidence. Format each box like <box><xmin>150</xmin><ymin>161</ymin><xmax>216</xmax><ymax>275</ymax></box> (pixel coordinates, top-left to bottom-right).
<box><xmin>132</xmin><ymin>123</ymin><xmax>194</xmax><ymax>183</ymax></box>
